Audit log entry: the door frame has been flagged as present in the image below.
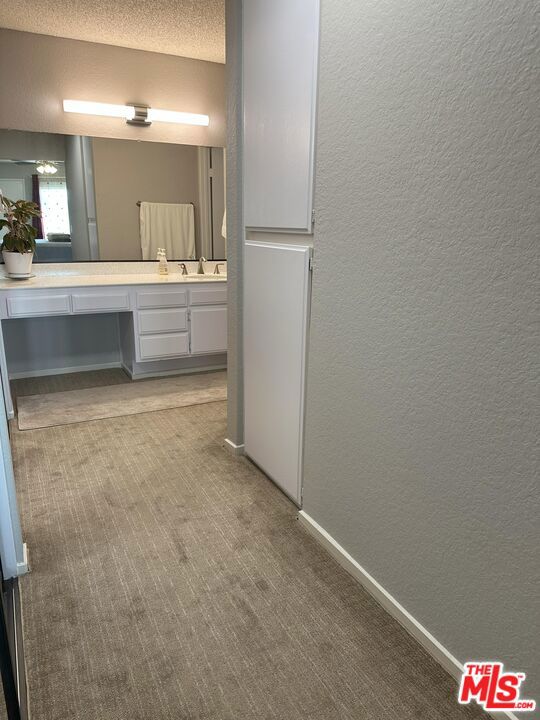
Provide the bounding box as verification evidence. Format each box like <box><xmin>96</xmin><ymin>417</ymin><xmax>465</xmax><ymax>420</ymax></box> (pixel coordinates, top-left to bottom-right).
<box><xmin>0</xmin><ymin>326</ymin><xmax>26</xmax><ymax>580</ymax></box>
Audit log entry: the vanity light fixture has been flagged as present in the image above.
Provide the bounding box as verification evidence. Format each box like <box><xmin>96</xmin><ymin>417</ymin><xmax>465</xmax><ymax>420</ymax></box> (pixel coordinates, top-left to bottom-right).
<box><xmin>36</xmin><ymin>161</ymin><xmax>58</xmax><ymax>175</ymax></box>
<box><xmin>62</xmin><ymin>100</ymin><xmax>209</xmax><ymax>127</ymax></box>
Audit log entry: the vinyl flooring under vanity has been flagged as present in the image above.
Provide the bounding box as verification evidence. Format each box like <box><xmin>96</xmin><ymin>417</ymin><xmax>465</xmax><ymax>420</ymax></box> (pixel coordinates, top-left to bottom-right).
<box><xmin>9</xmin><ymin>371</ymin><xmax>485</xmax><ymax>720</ymax></box>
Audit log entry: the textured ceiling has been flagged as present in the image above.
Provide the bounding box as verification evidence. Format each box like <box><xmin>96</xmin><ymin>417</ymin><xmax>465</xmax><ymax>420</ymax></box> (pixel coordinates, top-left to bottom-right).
<box><xmin>1</xmin><ymin>0</ymin><xmax>225</xmax><ymax>63</ymax></box>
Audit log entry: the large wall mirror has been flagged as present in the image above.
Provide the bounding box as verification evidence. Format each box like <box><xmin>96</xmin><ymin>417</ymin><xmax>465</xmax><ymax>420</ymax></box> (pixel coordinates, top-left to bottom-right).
<box><xmin>0</xmin><ymin>129</ymin><xmax>225</xmax><ymax>262</ymax></box>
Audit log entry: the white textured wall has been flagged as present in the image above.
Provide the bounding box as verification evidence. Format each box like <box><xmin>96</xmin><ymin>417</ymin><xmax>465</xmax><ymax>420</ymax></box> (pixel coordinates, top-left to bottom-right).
<box><xmin>304</xmin><ymin>0</ymin><xmax>539</xmax><ymax>702</ymax></box>
<box><xmin>0</xmin><ymin>30</ymin><xmax>225</xmax><ymax>147</ymax></box>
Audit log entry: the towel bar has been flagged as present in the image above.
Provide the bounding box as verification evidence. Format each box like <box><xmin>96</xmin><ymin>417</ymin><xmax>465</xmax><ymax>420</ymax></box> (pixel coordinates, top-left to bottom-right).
<box><xmin>136</xmin><ymin>200</ymin><xmax>195</xmax><ymax>207</ymax></box>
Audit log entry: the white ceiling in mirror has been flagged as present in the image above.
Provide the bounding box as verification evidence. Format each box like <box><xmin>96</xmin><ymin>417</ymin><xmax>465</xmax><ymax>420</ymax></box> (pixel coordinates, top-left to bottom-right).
<box><xmin>1</xmin><ymin>0</ymin><xmax>225</xmax><ymax>63</ymax></box>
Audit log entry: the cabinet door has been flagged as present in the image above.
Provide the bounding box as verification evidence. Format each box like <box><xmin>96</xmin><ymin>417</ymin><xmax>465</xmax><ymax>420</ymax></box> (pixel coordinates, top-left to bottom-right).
<box><xmin>243</xmin><ymin>0</ymin><xmax>319</xmax><ymax>231</ymax></box>
<box><xmin>190</xmin><ymin>307</ymin><xmax>227</xmax><ymax>355</ymax></box>
<box><xmin>244</xmin><ymin>242</ymin><xmax>311</xmax><ymax>505</ymax></box>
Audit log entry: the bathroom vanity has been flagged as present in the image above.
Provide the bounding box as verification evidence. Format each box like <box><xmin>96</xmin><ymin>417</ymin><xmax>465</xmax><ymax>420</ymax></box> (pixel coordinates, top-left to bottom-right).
<box><xmin>0</xmin><ymin>263</ymin><xmax>227</xmax><ymax>418</ymax></box>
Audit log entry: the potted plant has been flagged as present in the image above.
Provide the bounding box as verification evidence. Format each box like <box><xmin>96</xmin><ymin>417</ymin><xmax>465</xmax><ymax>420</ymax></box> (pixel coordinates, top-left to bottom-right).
<box><xmin>0</xmin><ymin>194</ymin><xmax>41</xmax><ymax>277</ymax></box>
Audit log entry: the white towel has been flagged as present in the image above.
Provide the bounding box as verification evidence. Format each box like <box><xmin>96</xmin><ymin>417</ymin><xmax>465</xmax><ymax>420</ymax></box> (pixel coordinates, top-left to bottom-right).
<box><xmin>139</xmin><ymin>202</ymin><xmax>195</xmax><ymax>260</ymax></box>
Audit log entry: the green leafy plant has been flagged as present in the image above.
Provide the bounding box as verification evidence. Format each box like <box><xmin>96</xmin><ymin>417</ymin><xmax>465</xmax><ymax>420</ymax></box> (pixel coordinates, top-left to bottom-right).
<box><xmin>0</xmin><ymin>195</ymin><xmax>41</xmax><ymax>254</ymax></box>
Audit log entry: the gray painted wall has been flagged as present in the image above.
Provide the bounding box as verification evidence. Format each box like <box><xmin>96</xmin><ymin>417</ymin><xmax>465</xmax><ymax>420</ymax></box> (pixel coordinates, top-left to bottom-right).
<box><xmin>91</xmin><ymin>138</ymin><xmax>199</xmax><ymax>260</ymax></box>
<box><xmin>0</xmin><ymin>30</ymin><xmax>225</xmax><ymax>148</ymax></box>
<box><xmin>303</xmin><ymin>0</ymin><xmax>539</xmax><ymax>702</ymax></box>
<box><xmin>225</xmin><ymin>0</ymin><xmax>244</xmax><ymax>446</ymax></box>
<box><xmin>0</xmin><ymin>129</ymin><xmax>66</xmax><ymax>162</ymax></box>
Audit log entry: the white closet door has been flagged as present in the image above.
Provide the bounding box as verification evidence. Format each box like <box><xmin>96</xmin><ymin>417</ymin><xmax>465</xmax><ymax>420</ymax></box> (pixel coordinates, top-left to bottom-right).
<box><xmin>244</xmin><ymin>242</ymin><xmax>311</xmax><ymax>504</ymax></box>
<box><xmin>243</xmin><ymin>0</ymin><xmax>319</xmax><ymax>231</ymax></box>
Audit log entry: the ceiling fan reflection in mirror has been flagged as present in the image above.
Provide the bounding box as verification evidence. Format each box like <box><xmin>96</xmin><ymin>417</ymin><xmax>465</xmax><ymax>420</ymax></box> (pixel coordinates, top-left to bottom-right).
<box><xmin>35</xmin><ymin>161</ymin><xmax>58</xmax><ymax>175</ymax></box>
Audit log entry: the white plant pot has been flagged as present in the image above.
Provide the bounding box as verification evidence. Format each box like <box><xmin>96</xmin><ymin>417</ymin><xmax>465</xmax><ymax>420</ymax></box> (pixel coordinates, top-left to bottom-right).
<box><xmin>2</xmin><ymin>251</ymin><xmax>34</xmax><ymax>277</ymax></box>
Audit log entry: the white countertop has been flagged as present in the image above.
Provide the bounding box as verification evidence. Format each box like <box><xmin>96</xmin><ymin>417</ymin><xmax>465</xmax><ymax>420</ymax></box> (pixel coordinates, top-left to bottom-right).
<box><xmin>0</xmin><ymin>273</ymin><xmax>227</xmax><ymax>290</ymax></box>
<box><xmin>0</xmin><ymin>262</ymin><xmax>227</xmax><ymax>291</ymax></box>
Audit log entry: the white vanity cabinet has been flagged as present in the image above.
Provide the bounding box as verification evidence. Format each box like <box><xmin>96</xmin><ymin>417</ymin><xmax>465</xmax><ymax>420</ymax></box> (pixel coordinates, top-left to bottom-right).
<box><xmin>133</xmin><ymin>283</ymin><xmax>227</xmax><ymax>361</ymax></box>
<box><xmin>134</xmin><ymin>286</ymin><xmax>189</xmax><ymax>362</ymax></box>
<box><xmin>0</xmin><ymin>279</ymin><xmax>227</xmax><ymax>397</ymax></box>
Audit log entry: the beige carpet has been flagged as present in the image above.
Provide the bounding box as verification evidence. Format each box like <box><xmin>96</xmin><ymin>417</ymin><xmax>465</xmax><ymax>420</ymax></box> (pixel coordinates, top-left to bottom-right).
<box><xmin>17</xmin><ymin>370</ymin><xmax>227</xmax><ymax>430</ymax></box>
<box><xmin>11</xmin><ymin>397</ymin><xmax>485</xmax><ymax>720</ymax></box>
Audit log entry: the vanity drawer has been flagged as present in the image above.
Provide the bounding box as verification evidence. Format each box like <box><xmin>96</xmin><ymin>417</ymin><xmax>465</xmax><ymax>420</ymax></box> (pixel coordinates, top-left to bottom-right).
<box><xmin>7</xmin><ymin>294</ymin><xmax>70</xmax><ymax>318</ymax></box>
<box><xmin>139</xmin><ymin>333</ymin><xmax>189</xmax><ymax>360</ymax></box>
<box><xmin>72</xmin><ymin>291</ymin><xmax>130</xmax><ymax>313</ymax></box>
<box><xmin>189</xmin><ymin>287</ymin><xmax>227</xmax><ymax>306</ymax></box>
<box><xmin>138</xmin><ymin>308</ymin><xmax>187</xmax><ymax>335</ymax></box>
<box><xmin>137</xmin><ymin>289</ymin><xmax>187</xmax><ymax>309</ymax></box>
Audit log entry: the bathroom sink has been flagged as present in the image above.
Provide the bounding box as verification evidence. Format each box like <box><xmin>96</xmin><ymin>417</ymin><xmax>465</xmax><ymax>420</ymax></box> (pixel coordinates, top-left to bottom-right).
<box><xmin>184</xmin><ymin>274</ymin><xmax>226</xmax><ymax>281</ymax></box>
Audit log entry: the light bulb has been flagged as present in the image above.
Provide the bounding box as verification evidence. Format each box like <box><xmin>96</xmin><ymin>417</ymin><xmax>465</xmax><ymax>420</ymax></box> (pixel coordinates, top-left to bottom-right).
<box><xmin>63</xmin><ymin>99</ymin><xmax>209</xmax><ymax>126</ymax></box>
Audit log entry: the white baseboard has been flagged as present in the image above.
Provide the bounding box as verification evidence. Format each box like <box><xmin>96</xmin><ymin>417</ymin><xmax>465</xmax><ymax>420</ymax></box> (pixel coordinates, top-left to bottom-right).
<box><xmin>297</xmin><ymin>511</ymin><xmax>518</xmax><ymax>720</ymax></box>
<box><xmin>10</xmin><ymin>361</ymin><xmax>226</xmax><ymax>383</ymax></box>
<box><xmin>130</xmin><ymin>363</ymin><xmax>227</xmax><ymax>381</ymax></box>
<box><xmin>16</xmin><ymin>543</ymin><xmax>29</xmax><ymax>576</ymax></box>
<box><xmin>9</xmin><ymin>361</ymin><xmax>122</xmax><ymax>380</ymax></box>
<box><xmin>120</xmin><ymin>362</ymin><xmax>134</xmax><ymax>379</ymax></box>
<box><xmin>224</xmin><ymin>438</ymin><xmax>245</xmax><ymax>455</ymax></box>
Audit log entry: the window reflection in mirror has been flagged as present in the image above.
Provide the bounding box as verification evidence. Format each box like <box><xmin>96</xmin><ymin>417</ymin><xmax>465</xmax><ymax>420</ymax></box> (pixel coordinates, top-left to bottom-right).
<box><xmin>0</xmin><ymin>129</ymin><xmax>226</xmax><ymax>262</ymax></box>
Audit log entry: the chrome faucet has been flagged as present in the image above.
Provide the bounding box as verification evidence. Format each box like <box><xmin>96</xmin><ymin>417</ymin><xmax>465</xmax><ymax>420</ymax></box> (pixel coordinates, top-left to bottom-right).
<box><xmin>213</xmin><ymin>263</ymin><xmax>226</xmax><ymax>275</ymax></box>
<box><xmin>197</xmin><ymin>257</ymin><xmax>207</xmax><ymax>274</ymax></box>
<box><xmin>178</xmin><ymin>263</ymin><xmax>188</xmax><ymax>276</ymax></box>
